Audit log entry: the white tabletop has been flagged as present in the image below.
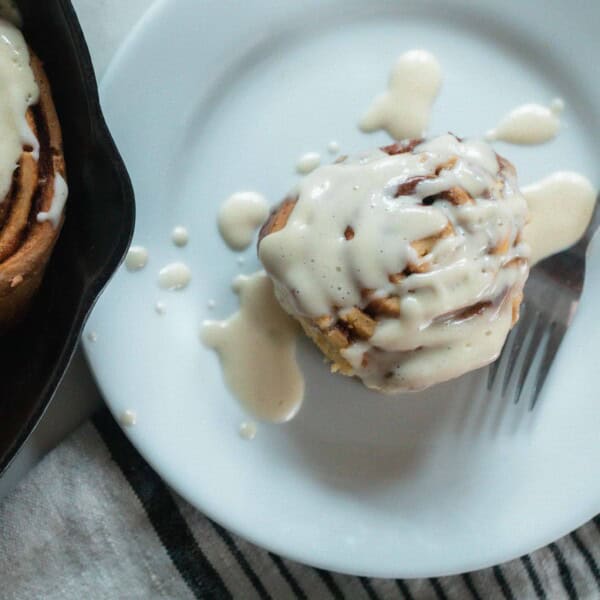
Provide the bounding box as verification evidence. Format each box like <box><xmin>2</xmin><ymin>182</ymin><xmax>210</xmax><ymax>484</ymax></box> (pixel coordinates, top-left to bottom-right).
<box><xmin>0</xmin><ymin>0</ymin><xmax>155</xmax><ymax>499</ymax></box>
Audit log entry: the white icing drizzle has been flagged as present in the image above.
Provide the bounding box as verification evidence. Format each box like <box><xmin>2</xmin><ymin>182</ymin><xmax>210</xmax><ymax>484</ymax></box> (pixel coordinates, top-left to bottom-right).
<box><xmin>486</xmin><ymin>99</ymin><xmax>564</xmax><ymax>145</ymax></box>
<box><xmin>239</xmin><ymin>421</ymin><xmax>257</xmax><ymax>440</ymax></box>
<box><xmin>0</xmin><ymin>19</ymin><xmax>39</xmax><ymax>202</ymax></box>
<box><xmin>125</xmin><ymin>246</ymin><xmax>148</xmax><ymax>271</ymax></box>
<box><xmin>523</xmin><ymin>172</ymin><xmax>596</xmax><ymax>264</ymax></box>
<box><xmin>218</xmin><ymin>191</ymin><xmax>269</xmax><ymax>251</ymax></box>
<box><xmin>201</xmin><ymin>271</ymin><xmax>303</xmax><ymax>422</ymax></box>
<box><xmin>296</xmin><ymin>152</ymin><xmax>321</xmax><ymax>174</ymax></box>
<box><xmin>171</xmin><ymin>225</ymin><xmax>189</xmax><ymax>247</ymax></box>
<box><xmin>259</xmin><ymin>135</ymin><xmax>530</xmax><ymax>392</ymax></box>
<box><xmin>36</xmin><ymin>173</ymin><xmax>68</xmax><ymax>227</ymax></box>
<box><xmin>119</xmin><ymin>410</ymin><xmax>137</xmax><ymax>427</ymax></box>
<box><xmin>158</xmin><ymin>262</ymin><xmax>191</xmax><ymax>290</ymax></box>
<box><xmin>155</xmin><ymin>301</ymin><xmax>166</xmax><ymax>315</ymax></box>
<box><xmin>360</xmin><ymin>50</ymin><xmax>442</xmax><ymax>141</ymax></box>
<box><xmin>327</xmin><ymin>141</ymin><xmax>340</xmax><ymax>155</ymax></box>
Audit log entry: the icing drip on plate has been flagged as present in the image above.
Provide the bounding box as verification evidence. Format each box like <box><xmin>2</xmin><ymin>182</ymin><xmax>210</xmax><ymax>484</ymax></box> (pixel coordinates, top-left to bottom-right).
<box><xmin>486</xmin><ymin>99</ymin><xmax>564</xmax><ymax>145</ymax></box>
<box><xmin>523</xmin><ymin>171</ymin><xmax>596</xmax><ymax>264</ymax></box>
<box><xmin>201</xmin><ymin>271</ymin><xmax>303</xmax><ymax>422</ymax></box>
<box><xmin>218</xmin><ymin>191</ymin><xmax>269</xmax><ymax>251</ymax></box>
<box><xmin>360</xmin><ymin>49</ymin><xmax>441</xmax><ymax>140</ymax></box>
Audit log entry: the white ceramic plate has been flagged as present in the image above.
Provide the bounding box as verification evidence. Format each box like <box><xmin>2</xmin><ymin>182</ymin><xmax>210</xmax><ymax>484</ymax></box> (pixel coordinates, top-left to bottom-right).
<box><xmin>85</xmin><ymin>0</ymin><xmax>600</xmax><ymax>577</ymax></box>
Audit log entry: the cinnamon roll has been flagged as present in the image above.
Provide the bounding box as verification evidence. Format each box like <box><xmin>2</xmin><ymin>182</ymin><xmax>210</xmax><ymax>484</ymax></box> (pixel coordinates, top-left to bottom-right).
<box><xmin>258</xmin><ymin>134</ymin><xmax>530</xmax><ymax>392</ymax></box>
<box><xmin>0</xmin><ymin>19</ymin><xmax>67</xmax><ymax>329</ymax></box>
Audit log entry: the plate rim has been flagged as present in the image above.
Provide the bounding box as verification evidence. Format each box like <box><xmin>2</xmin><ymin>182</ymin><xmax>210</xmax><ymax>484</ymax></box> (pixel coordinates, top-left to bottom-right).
<box><xmin>86</xmin><ymin>0</ymin><xmax>600</xmax><ymax>578</ymax></box>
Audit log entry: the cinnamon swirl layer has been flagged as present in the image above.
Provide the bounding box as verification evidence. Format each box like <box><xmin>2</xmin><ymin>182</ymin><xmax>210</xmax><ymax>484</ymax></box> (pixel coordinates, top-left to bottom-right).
<box><xmin>0</xmin><ymin>48</ymin><xmax>67</xmax><ymax>329</ymax></box>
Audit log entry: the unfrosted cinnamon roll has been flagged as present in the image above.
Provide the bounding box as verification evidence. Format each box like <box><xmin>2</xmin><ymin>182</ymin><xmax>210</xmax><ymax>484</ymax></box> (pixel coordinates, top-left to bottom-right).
<box><xmin>258</xmin><ymin>134</ymin><xmax>530</xmax><ymax>392</ymax></box>
<box><xmin>0</xmin><ymin>19</ymin><xmax>67</xmax><ymax>329</ymax></box>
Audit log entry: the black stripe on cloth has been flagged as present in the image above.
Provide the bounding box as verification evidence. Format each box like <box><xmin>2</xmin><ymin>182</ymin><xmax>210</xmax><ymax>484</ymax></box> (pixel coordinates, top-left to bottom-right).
<box><xmin>314</xmin><ymin>569</ymin><xmax>344</xmax><ymax>599</ymax></box>
<box><xmin>493</xmin><ymin>566</ymin><xmax>515</xmax><ymax>600</ymax></box>
<box><xmin>358</xmin><ymin>577</ymin><xmax>379</xmax><ymax>600</ymax></box>
<box><xmin>520</xmin><ymin>555</ymin><xmax>546</xmax><ymax>599</ymax></box>
<box><xmin>268</xmin><ymin>554</ymin><xmax>307</xmax><ymax>599</ymax></box>
<box><xmin>92</xmin><ymin>409</ymin><xmax>231</xmax><ymax>600</ymax></box>
<box><xmin>395</xmin><ymin>580</ymin><xmax>415</xmax><ymax>600</ymax></box>
<box><xmin>594</xmin><ymin>516</ymin><xmax>600</xmax><ymax>534</ymax></box>
<box><xmin>429</xmin><ymin>577</ymin><xmax>448</xmax><ymax>600</ymax></box>
<box><xmin>209</xmin><ymin>521</ymin><xmax>272</xmax><ymax>600</ymax></box>
<box><xmin>549</xmin><ymin>542</ymin><xmax>579</xmax><ymax>600</ymax></box>
<box><xmin>461</xmin><ymin>573</ymin><xmax>483</xmax><ymax>600</ymax></box>
<box><xmin>570</xmin><ymin>531</ymin><xmax>600</xmax><ymax>590</ymax></box>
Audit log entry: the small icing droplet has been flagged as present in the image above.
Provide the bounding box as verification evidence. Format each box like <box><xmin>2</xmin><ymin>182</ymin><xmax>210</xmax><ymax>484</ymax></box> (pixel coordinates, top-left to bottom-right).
<box><xmin>125</xmin><ymin>246</ymin><xmax>148</xmax><ymax>271</ymax></box>
<box><xmin>239</xmin><ymin>421</ymin><xmax>257</xmax><ymax>440</ymax></box>
<box><xmin>158</xmin><ymin>262</ymin><xmax>191</xmax><ymax>290</ymax></box>
<box><xmin>171</xmin><ymin>225</ymin><xmax>189</xmax><ymax>247</ymax></box>
<box><xmin>327</xmin><ymin>141</ymin><xmax>340</xmax><ymax>155</ymax></box>
<box><xmin>87</xmin><ymin>331</ymin><xmax>98</xmax><ymax>343</ymax></box>
<box><xmin>237</xmin><ymin>256</ymin><xmax>246</xmax><ymax>266</ymax></box>
<box><xmin>119</xmin><ymin>410</ymin><xmax>137</xmax><ymax>427</ymax></box>
<box><xmin>296</xmin><ymin>152</ymin><xmax>321</xmax><ymax>174</ymax></box>
<box><xmin>207</xmin><ymin>299</ymin><xmax>216</xmax><ymax>309</ymax></box>
<box><xmin>155</xmin><ymin>301</ymin><xmax>166</xmax><ymax>315</ymax></box>
<box><xmin>485</xmin><ymin>101</ymin><xmax>562</xmax><ymax>145</ymax></box>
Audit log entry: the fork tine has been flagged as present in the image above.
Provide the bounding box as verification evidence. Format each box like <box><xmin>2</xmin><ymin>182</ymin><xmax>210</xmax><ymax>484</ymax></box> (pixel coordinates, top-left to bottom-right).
<box><xmin>530</xmin><ymin>320</ymin><xmax>567</xmax><ymax>410</ymax></box>
<box><xmin>486</xmin><ymin>349</ymin><xmax>503</xmax><ymax>391</ymax></box>
<box><xmin>514</xmin><ymin>311</ymin><xmax>547</xmax><ymax>405</ymax></box>
<box><xmin>501</xmin><ymin>303</ymin><xmax>531</xmax><ymax>396</ymax></box>
<box><xmin>487</xmin><ymin>302</ymin><xmax>528</xmax><ymax>392</ymax></box>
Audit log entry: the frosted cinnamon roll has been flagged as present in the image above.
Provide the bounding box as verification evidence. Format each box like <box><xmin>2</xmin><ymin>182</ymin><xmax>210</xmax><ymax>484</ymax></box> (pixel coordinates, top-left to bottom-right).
<box><xmin>0</xmin><ymin>19</ymin><xmax>67</xmax><ymax>329</ymax></box>
<box><xmin>258</xmin><ymin>135</ymin><xmax>530</xmax><ymax>392</ymax></box>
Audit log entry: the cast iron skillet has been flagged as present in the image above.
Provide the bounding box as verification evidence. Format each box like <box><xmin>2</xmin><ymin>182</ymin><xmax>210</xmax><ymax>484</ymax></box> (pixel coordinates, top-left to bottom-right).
<box><xmin>0</xmin><ymin>0</ymin><xmax>135</xmax><ymax>474</ymax></box>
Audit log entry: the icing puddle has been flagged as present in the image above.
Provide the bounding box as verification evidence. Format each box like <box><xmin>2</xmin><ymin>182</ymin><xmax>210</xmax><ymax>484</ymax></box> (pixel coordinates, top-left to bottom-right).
<box><xmin>523</xmin><ymin>172</ymin><xmax>596</xmax><ymax>264</ymax></box>
<box><xmin>360</xmin><ymin>49</ymin><xmax>441</xmax><ymax>140</ymax></box>
<box><xmin>201</xmin><ymin>271</ymin><xmax>304</xmax><ymax>423</ymax></box>
<box><xmin>218</xmin><ymin>191</ymin><xmax>269</xmax><ymax>251</ymax></box>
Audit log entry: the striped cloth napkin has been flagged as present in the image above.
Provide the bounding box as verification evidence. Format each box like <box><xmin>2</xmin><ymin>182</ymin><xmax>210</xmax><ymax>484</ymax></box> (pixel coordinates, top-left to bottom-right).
<box><xmin>0</xmin><ymin>408</ymin><xmax>598</xmax><ymax>599</ymax></box>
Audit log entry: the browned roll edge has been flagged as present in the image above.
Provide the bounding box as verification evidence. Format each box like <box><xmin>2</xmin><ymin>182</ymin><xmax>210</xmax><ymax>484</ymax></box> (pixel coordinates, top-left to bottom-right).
<box><xmin>0</xmin><ymin>52</ymin><xmax>66</xmax><ymax>330</ymax></box>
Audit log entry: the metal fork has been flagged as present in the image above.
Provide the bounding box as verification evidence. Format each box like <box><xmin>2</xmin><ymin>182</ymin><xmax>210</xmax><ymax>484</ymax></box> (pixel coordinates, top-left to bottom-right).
<box><xmin>487</xmin><ymin>199</ymin><xmax>600</xmax><ymax>409</ymax></box>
